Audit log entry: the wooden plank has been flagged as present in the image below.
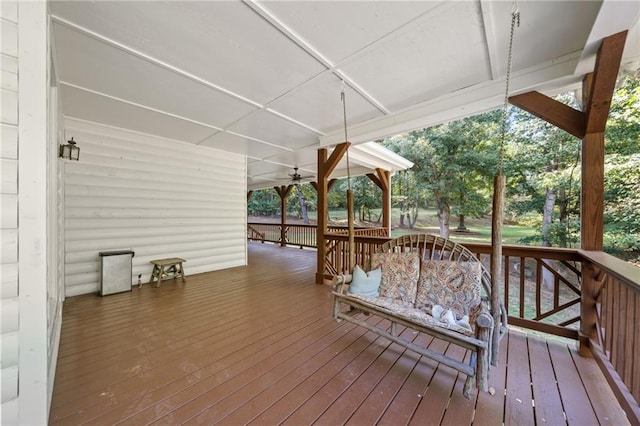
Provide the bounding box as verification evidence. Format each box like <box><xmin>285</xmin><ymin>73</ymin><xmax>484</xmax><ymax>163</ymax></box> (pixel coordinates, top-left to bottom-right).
<box><xmin>624</xmin><ymin>286</ymin><xmax>634</xmax><ymax>387</ymax></box>
<box><xmin>273</xmin><ymin>327</ymin><xmax>417</xmax><ymax>425</ymax></box>
<box><xmin>343</xmin><ymin>333</ymin><xmax>433</xmax><ymax>425</ymax></box>
<box><xmin>439</xmin><ymin>351</ymin><xmax>477</xmax><ymax>426</ymax></box>
<box><xmin>376</xmin><ymin>338</ymin><xmax>449</xmax><ymax>426</ymax></box>
<box><xmin>49</xmin><ymin>244</ymin><xmax>631</xmax><ymax>425</ymax></box>
<box><xmin>571</xmin><ymin>348</ymin><xmax>631</xmax><ymax>425</ymax></box>
<box><xmin>51</xmin><ymin>280</ymin><xmax>334</xmax><ymax>422</ymax></box>
<box><xmin>96</xmin><ymin>313</ymin><xmax>343</xmax><ymax>425</ymax></box>
<box><xmin>473</xmin><ymin>331</ymin><xmax>508</xmax><ymax>426</ymax></box>
<box><xmin>504</xmin><ymin>330</ymin><xmax>534</xmax><ymax>425</ymax></box>
<box><xmin>194</xmin><ymin>319</ymin><xmax>389</xmax><ymax>425</ymax></box>
<box><xmin>548</xmin><ymin>341</ymin><xmax>599</xmax><ymax>424</ymax></box>
<box><xmin>118</xmin><ymin>317</ymin><xmax>358</xmax><ymax>425</ymax></box>
<box><xmin>53</xmin><ymin>270</ymin><xmax>317</xmax><ymax>389</ymax></box>
<box><xmin>407</xmin><ymin>342</ymin><xmax>467</xmax><ymax>425</ymax></box>
<box><xmin>527</xmin><ymin>335</ymin><xmax>565</xmax><ymax>425</ymax></box>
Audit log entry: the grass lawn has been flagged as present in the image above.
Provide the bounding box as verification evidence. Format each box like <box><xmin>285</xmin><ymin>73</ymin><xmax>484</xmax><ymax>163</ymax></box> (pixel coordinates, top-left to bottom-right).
<box><xmin>278</xmin><ymin>207</ymin><xmax>537</xmax><ymax>245</ymax></box>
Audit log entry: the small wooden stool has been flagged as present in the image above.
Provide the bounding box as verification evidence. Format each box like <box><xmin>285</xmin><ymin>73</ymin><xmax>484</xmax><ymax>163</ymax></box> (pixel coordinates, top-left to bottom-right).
<box><xmin>149</xmin><ymin>258</ymin><xmax>186</xmax><ymax>287</ymax></box>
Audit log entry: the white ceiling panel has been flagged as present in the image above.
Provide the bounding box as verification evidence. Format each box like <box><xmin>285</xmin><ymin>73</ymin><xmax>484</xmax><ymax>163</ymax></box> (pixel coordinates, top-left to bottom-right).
<box><xmin>53</xmin><ymin>22</ymin><xmax>258</xmax><ymax>130</ymax></box>
<box><xmin>199</xmin><ymin>131</ymin><xmax>288</xmax><ymax>159</ymax></box>
<box><xmin>339</xmin><ymin>1</ymin><xmax>492</xmax><ymax>111</ymax></box>
<box><xmin>227</xmin><ymin>110</ymin><xmax>321</xmax><ymax>150</ymax></box>
<box><xmin>255</xmin><ymin>150</ymin><xmax>318</xmax><ymax>172</ymax></box>
<box><xmin>492</xmin><ymin>1</ymin><xmax>602</xmax><ymax>74</ymax></box>
<box><xmin>261</xmin><ymin>1</ymin><xmax>443</xmax><ymax>64</ymax></box>
<box><xmin>60</xmin><ymin>85</ymin><xmax>216</xmax><ymax>144</ymax></box>
<box><xmin>51</xmin><ymin>1</ymin><xmax>327</xmax><ymax>104</ymax></box>
<box><xmin>268</xmin><ymin>71</ymin><xmax>384</xmax><ymax>134</ymax></box>
<box><xmin>49</xmin><ymin>1</ymin><xmax>639</xmax><ymax>191</ymax></box>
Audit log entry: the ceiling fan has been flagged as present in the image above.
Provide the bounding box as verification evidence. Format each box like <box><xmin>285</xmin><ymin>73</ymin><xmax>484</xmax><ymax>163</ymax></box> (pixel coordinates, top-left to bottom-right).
<box><xmin>287</xmin><ymin>167</ymin><xmax>314</xmax><ymax>184</ymax></box>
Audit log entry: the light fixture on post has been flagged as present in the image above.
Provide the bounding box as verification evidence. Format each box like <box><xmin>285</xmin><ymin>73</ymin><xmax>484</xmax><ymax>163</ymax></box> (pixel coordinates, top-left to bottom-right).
<box><xmin>59</xmin><ymin>137</ymin><xmax>80</xmax><ymax>161</ymax></box>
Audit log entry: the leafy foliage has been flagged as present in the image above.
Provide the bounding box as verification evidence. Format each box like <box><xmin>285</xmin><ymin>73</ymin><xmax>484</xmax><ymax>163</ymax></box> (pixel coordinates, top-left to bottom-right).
<box><xmin>382</xmin><ymin>111</ymin><xmax>501</xmax><ymax>234</ymax></box>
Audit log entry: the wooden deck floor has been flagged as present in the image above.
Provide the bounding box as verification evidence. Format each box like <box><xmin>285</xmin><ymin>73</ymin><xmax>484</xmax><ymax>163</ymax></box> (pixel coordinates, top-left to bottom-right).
<box><xmin>50</xmin><ymin>242</ymin><xmax>629</xmax><ymax>425</ymax></box>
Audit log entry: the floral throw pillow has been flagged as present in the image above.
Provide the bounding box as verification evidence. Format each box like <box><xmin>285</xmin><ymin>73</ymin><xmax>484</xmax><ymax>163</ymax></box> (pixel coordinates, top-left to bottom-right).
<box><xmin>370</xmin><ymin>251</ymin><xmax>420</xmax><ymax>304</ymax></box>
<box><xmin>415</xmin><ymin>260</ymin><xmax>482</xmax><ymax>322</ymax></box>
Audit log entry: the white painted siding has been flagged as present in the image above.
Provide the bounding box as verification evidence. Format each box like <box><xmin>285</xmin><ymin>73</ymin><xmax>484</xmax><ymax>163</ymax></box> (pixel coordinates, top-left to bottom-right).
<box><xmin>0</xmin><ymin>1</ymin><xmax>19</xmax><ymax>421</ymax></box>
<box><xmin>64</xmin><ymin>118</ymin><xmax>247</xmax><ymax>296</ymax></box>
<box><xmin>16</xmin><ymin>1</ymin><xmax>51</xmax><ymax>423</ymax></box>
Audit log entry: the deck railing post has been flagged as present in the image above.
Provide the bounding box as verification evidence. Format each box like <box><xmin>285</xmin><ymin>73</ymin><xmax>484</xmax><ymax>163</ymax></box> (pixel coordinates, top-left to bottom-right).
<box><xmin>579</xmin><ymin>262</ymin><xmax>598</xmax><ymax>357</ymax></box>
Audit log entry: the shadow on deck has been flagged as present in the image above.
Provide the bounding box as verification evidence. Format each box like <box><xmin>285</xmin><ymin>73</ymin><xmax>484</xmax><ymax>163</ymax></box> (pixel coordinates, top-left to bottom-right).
<box><xmin>49</xmin><ymin>242</ymin><xmax>629</xmax><ymax>425</ymax></box>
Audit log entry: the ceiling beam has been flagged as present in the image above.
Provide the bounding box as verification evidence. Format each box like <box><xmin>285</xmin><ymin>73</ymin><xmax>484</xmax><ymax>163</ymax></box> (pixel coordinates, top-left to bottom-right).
<box><xmin>242</xmin><ymin>0</ymin><xmax>390</xmax><ymax>116</ymax></box>
<box><xmin>324</xmin><ymin>142</ymin><xmax>351</xmax><ymax>178</ymax></box>
<box><xmin>509</xmin><ymin>30</ymin><xmax>627</xmax><ymax>140</ymax></box>
<box><xmin>479</xmin><ymin>0</ymin><xmax>500</xmax><ymax>80</ymax></box>
<box><xmin>509</xmin><ymin>91</ymin><xmax>586</xmax><ymax>139</ymax></box>
<box><xmin>51</xmin><ymin>14</ymin><xmax>326</xmax><ymax>140</ymax></box>
<box><xmin>319</xmin><ymin>50</ymin><xmax>582</xmax><ymax>147</ymax></box>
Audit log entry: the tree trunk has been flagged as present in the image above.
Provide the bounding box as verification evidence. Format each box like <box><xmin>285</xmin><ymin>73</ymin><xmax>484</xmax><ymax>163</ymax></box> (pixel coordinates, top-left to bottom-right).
<box><xmin>557</xmin><ymin>187</ymin><xmax>568</xmax><ymax>247</ymax></box>
<box><xmin>408</xmin><ymin>205</ymin><xmax>418</xmax><ymax>228</ymax></box>
<box><xmin>438</xmin><ymin>204</ymin><xmax>450</xmax><ymax>238</ymax></box>
<box><xmin>296</xmin><ymin>184</ymin><xmax>309</xmax><ymax>224</ymax></box>
<box><xmin>457</xmin><ymin>214</ymin><xmax>467</xmax><ymax>231</ymax></box>
<box><xmin>541</xmin><ymin>188</ymin><xmax>556</xmax><ymax>247</ymax></box>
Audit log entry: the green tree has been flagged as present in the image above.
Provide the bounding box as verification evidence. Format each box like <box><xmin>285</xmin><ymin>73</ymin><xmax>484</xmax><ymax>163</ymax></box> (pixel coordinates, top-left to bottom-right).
<box><xmin>383</xmin><ymin>111</ymin><xmax>500</xmax><ymax>237</ymax></box>
<box><xmin>248</xmin><ymin>188</ymin><xmax>279</xmax><ymax>217</ymax></box>
<box><xmin>509</xmin><ymin>95</ymin><xmax>582</xmax><ymax>247</ymax></box>
<box><xmin>286</xmin><ymin>183</ymin><xmax>316</xmax><ymax>223</ymax></box>
<box><xmin>603</xmin><ymin>154</ymin><xmax>640</xmax><ymax>258</ymax></box>
<box><xmin>606</xmin><ymin>72</ymin><xmax>640</xmax><ymax>155</ymax></box>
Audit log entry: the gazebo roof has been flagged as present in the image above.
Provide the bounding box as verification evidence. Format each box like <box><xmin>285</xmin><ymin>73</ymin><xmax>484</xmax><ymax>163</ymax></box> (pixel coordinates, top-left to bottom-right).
<box><xmin>51</xmin><ymin>1</ymin><xmax>640</xmax><ymax>190</ymax></box>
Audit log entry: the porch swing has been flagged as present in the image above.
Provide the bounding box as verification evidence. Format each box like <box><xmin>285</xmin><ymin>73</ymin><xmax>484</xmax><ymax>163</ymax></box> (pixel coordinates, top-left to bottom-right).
<box><xmin>332</xmin><ymin>5</ymin><xmax>519</xmax><ymax>397</ymax></box>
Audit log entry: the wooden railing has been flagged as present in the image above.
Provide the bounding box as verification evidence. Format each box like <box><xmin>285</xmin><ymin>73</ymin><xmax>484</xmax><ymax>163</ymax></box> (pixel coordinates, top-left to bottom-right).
<box><xmin>579</xmin><ymin>250</ymin><xmax>640</xmax><ymax>423</ymax></box>
<box><xmin>247</xmin><ymin>224</ymin><xmax>265</xmax><ymax>243</ymax></box>
<box><xmin>247</xmin><ymin>222</ymin><xmax>388</xmax><ymax>248</ymax></box>
<box><xmin>323</xmin><ymin>233</ymin><xmax>640</xmax><ymax>422</ymax></box>
<box><xmin>463</xmin><ymin>243</ymin><xmax>583</xmax><ymax>340</ymax></box>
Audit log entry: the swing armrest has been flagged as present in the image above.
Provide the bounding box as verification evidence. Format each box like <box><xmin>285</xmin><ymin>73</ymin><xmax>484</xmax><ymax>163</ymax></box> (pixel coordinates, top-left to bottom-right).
<box><xmin>332</xmin><ymin>274</ymin><xmax>353</xmax><ymax>294</ymax></box>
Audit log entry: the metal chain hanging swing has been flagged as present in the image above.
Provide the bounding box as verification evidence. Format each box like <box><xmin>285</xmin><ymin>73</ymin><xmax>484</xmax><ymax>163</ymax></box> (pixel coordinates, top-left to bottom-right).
<box><xmin>341</xmin><ymin>83</ymin><xmax>356</xmax><ymax>270</ymax></box>
<box><xmin>490</xmin><ymin>2</ymin><xmax>520</xmax><ymax>363</ymax></box>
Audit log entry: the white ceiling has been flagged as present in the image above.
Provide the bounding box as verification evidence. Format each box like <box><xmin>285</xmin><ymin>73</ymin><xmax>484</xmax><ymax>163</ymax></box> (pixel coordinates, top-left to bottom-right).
<box><xmin>50</xmin><ymin>0</ymin><xmax>640</xmax><ymax>190</ymax></box>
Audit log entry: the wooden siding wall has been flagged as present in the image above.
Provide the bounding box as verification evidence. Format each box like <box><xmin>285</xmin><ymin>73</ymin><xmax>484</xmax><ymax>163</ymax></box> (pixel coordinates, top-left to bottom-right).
<box><xmin>1</xmin><ymin>1</ymin><xmax>20</xmax><ymax>422</ymax></box>
<box><xmin>63</xmin><ymin>118</ymin><xmax>247</xmax><ymax>297</ymax></box>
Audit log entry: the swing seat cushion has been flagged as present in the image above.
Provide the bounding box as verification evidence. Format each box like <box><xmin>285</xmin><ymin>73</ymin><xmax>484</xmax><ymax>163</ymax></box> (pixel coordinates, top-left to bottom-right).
<box><xmin>415</xmin><ymin>260</ymin><xmax>483</xmax><ymax>327</ymax></box>
<box><xmin>347</xmin><ymin>265</ymin><xmax>382</xmax><ymax>297</ymax></box>
<box><xmin>371</xmin><ymin>251</ymin><xmax>420</xmax><ymax>304</ymax></box>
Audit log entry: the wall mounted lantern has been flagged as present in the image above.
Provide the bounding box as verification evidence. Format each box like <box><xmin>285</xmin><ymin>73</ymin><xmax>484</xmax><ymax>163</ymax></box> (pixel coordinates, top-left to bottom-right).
<box><xmin>59</xmin><ymin>137</ymin><xmax>80</xmax><ymax>161</ymax></box>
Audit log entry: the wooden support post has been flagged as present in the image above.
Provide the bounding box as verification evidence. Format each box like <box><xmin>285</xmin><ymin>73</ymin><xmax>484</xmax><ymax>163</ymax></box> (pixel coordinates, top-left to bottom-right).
<box><xmin>316</xmin><ymin>143</ymin><xmax>350</xmax><ymax>283</ymax></box>
<box><xmin>506</xmin><ymin>32</ymin><xmax>627</xmax><ymax>357</ymax></box>
<box><xmin>490</xmin><ymin>174</ymin><xmax>505</xmax><ymax>365</ymax></box>
<box><xmin>367</xmin><ymin>168</ymin><xmax>391</xmax><ymax>236</ymax></box>
<box><xmin>580</xmin><ymin>73</ymin><xmax>605</xmax><ymax>357</ymax></box>
<box><xmin>578</xmin><ymin>31</ymin><xmax>626</xmax><ymax>355</ymax></box>
<box><xmin>274</xmin><ymin>185</ymin><xmax>293</xmax><ymax>247</ymax></box>
<box><xmin>347</xmin><ymin>189</ymin><xmax>355</xmax><ymax>270</ymax></box>
<box><xmin>316</xmin><ymin>149</ymin><xmax>328</xmax><ymax>283</ymax></box>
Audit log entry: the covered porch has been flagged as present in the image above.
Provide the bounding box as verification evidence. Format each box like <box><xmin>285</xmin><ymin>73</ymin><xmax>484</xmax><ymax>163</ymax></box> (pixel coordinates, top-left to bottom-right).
<box><xmin>49</xmin><ymin>242</ymin><xmax>629</xmax><ymax>425</ymax></box>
